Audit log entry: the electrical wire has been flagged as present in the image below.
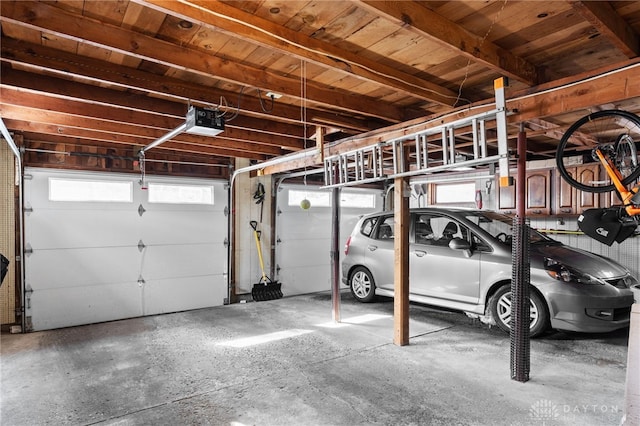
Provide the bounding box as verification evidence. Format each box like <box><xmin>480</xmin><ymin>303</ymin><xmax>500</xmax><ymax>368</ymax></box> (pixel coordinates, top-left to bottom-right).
<box><xmin>256</xmin><ymin>88</ymin><xmax>275</xmax><ymax>113</ymax></box>
<box><xmin>454</xmin><ymin>0</ymin><xmax>509</xmax><ymax>107</ymax></box>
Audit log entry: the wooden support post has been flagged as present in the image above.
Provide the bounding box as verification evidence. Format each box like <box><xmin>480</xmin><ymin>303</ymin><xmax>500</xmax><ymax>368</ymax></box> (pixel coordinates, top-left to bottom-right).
<box><xmin>393</xmin><ymin>175</ymin><xmax>410</xmax><ymax>346</ymax></box>
<box><xmin>316</xmin><ymin>125</ymin><xmax>325</xmax><ymax>163</ymax></box>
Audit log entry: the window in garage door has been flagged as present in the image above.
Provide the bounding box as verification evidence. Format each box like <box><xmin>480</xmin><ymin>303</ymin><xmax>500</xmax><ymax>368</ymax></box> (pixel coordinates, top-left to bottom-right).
<box><xmin>23</xmin><ymin>168</ymin><xmax>228</xmax><ymax>331</ymax></box>
<box><xmin>275</xmin><ymin>184</ymin><xmax>381</xmax><ymax>296</ymax></box>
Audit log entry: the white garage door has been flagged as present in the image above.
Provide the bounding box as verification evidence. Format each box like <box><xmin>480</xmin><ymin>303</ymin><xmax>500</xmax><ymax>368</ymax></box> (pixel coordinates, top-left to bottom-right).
<box><xmin>23</xmin><ymin>168</ymin><xmax>228</xmax><ymax>331</ymax></box>
<box><xmin>275</xmin><ymin>184</ymin><xmax>381</xmax><ymax>296</ymax></box>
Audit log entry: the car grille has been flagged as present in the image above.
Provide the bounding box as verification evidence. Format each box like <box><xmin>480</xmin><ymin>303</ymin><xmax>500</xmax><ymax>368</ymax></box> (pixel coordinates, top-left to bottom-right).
<box><xmin>604</xmin><ymin>276</ymin><xmax>637</xmax><ymax>289</ymax></box>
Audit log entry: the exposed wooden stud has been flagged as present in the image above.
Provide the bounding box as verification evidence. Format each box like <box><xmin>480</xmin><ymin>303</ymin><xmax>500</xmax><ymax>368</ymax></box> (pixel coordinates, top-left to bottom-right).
<box><xmin>138</xmin><ymin>0</ymin><xmax>460</xmax><ymax>106</ymax></box>
<box><xmin>569</xmin><ymin>1</ymin><xmax>640</xmax><ymax>58</ymax></box>
<box><xmin>393</xmin><ymin>172</ymin><xmax>410</xmax><ymax>347</ymax></box>
<box><xmin>358</xmin><ymin>0</ymin><xmax>539</xmax><ymax>85</ymax></box>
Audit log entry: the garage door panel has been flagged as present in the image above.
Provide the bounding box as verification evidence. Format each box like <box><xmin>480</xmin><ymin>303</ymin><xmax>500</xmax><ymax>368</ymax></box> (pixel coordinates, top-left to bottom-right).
<box><xmin>140</xmin><ymin>211</ymin><xmax>224</xmax><ymax>245</ymax></box>
<box><xmin>143</xmin><ymin>275</ymin><xmax>226</xmax><ymax>315</ymax></box>
<box><xmin>27</xmin><ymin>209</ymin><xmax>139</xmax><ymax>249</ymax></box>
<box><xmin>141</xmin><ymin>244</ymin><xmax>225</xmax><ymax>279</ymax></box>
<box><xmin>30</xmin><ymin>282</ymin><xmax>142</xmax><ymax>331</ymax></box>
<box><xmin>278</xmin><ymin>240</ymin><xmax>329</xmax><ymax>267</ymax></box>
<box><xmin>279</xmin><ymin>265</ymin><xmax>330</xmax><ymax>296</ymax></box>
<box><xmin>28</xmin><ymin>247</ymin><xmax>140</xmax><ymax>288</ymax></box>
<box><xmin>276</xmin><ymin>185</ymin><xmax>381</xmax><ymax>296</ymax></box>
<box><xmin>277</xmin><ymin>212</ymin><xmax>335</xmax><ymax>239</ymax></box>
<box><xmin>24</xmin><ymin>169</ymin><xmax>228</xmax><ymax>331</ymax></box>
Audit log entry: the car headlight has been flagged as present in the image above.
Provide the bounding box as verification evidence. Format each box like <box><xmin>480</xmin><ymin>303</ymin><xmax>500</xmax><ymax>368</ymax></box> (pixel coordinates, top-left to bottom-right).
<box><xmin>544</xmin><ymin>258</ymin><xmax>603</xmax><ymax>285</ymax></box>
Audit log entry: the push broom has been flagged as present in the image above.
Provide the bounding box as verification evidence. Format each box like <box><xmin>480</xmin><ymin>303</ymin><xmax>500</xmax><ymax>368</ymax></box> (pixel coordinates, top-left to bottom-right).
<box><xmin>250</xmin><ymin>221</ymin><xmax>283</xmax><ymax>301</ymax></box>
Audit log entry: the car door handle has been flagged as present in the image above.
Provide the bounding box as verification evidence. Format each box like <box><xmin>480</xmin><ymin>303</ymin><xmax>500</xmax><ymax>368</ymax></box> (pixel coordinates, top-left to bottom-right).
<box><xmin>414</xmin><ymin>250</ymin><xmax>427</xmax><ymax>257</ymax></box>
<box><xmin>367</xmin><ymin>245</ymin><xmax>378</xmax><ymax>251</ymax></box>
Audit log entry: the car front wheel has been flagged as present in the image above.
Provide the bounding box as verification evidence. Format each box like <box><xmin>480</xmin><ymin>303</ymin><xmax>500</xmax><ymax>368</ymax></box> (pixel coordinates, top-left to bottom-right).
<box><xmin>349</xmin><ymin>266</ymin><xmax>376</xmax><ymax>302</ymax></box>
<box><xmin>489</xmin><ymin>285</ymin><xmax>549</xmax><ymax>337</ymax></box>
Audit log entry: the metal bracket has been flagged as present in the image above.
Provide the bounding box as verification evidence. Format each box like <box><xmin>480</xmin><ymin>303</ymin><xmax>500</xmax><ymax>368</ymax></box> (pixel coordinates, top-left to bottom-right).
<box><xmin>137</xmin><ymin>240</ymin><xmax>146</xmax><ymax>252</ymax></box>
<box><xmin>24</xmin><ymin>243</ymin><xmax>33</xmax><ymax>256</ymax></box>
<box><xmin>138</xmin><ymin>204</ymin><xmax>146</xmax><ymax>217</ymax></box>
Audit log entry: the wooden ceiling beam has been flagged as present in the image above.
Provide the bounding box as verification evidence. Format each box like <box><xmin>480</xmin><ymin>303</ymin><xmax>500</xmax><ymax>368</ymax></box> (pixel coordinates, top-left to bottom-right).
<box><xmin>0</xmin><ymin>1</ymin><xmax>407</xmax><ymax>122</ymax></box>
<box><xmin>259</xmin><ymin>63</ymin><xmax>640</xmax><ymax>174</ymax></box>
<box><xmin>0</xmin><ymin>87</ymin><xmax>304</xmax><ymax>155</ymax></box>
<box><xmin>1</xmin><ymin>65</ymin><xmax>308</xmax><ymax>142</ymax></box>
<box><xmin>5</xmin><ymin>119</ymin><xmax>268</xmax><ymax>160</ymax></box>
<box><xmin>0</xmin><ymin>104</ymin><xmax>287</xmax><ymax>157</ymax></box>
<box><xmin>0</xmin><ymin>37</ymin><xmax>378</xmax><ymax>134</ymax></box>
<box><xmin>136</xmin><ymin>0</ymin><xmax>460</xmax><ymax>107</ymax></box>
<box><xmin>20</xmin><ymin>134</ymin><xmax>237</xmax><ymax>165</ymax></box>
<box><xmin>357</xmin><ymin>0</ymin><xmax>540</xmax><ymax>86</ymax></box>
<box><xmin>569</xmin><ymin>1</ymin><xmax>640</xmax><ymax>58</ymax></box>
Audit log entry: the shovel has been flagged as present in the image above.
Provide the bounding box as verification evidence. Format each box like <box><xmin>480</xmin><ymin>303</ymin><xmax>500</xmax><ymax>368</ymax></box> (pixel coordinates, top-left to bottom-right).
<box><xmin>250</xmin><ymin>221</ymin><xmax>283</xmax><ymax>301</ymax></box>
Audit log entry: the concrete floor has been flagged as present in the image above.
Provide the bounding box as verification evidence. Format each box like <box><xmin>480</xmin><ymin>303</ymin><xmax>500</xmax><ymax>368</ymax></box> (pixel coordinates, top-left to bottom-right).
<box><xmin>0</xmin><ymin>290</ymin><xmax>630</xmax><ymax>425</ymax></box>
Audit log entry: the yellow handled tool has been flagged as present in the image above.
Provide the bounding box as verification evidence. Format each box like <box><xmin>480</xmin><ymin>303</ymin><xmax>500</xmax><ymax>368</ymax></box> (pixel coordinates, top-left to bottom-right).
<box><xmin>250</xmin><ymin>220</ymin><xmax>283</xmax><ymax>301</ymax></box>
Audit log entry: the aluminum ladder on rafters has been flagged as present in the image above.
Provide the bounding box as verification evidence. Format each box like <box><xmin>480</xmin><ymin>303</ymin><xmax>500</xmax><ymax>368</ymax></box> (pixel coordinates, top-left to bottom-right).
<box><xmin>323</xmin><ymin>78</ymin><xmax>512</xmax><ymax>189</ymax></box>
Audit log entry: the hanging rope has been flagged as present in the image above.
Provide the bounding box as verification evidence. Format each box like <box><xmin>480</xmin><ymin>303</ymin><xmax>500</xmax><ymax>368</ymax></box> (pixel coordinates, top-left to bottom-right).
<box><xmin>300</xmin><ymin>59</ymin><xmax>311</xmax><ymax>210</ymax></box>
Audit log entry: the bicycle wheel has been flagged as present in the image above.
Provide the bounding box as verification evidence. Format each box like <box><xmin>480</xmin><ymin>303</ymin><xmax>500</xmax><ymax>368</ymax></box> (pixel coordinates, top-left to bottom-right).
<box><xmin>556</xmin><ymin>109</ymin><xmax>640</xmax><ymax>193</ymax></box>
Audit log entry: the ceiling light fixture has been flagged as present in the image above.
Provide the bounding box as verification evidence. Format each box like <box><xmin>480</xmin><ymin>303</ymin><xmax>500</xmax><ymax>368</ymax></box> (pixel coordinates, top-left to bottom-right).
<box><xmin>265</xmin><ymin>91</ymin><xmax>282</xmax><ymax>99</ymax></box>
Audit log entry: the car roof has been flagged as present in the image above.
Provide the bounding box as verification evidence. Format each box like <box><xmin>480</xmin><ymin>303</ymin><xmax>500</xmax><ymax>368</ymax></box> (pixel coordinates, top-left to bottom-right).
<box><xmin>361</xmin><ymin>207</ymin><xmax>486</xmax><ymax>218</ymax></box>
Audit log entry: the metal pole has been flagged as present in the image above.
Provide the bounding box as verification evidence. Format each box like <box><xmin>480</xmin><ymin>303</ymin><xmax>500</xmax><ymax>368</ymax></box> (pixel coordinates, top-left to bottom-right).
<box><xmin>511</xmin><ymin>123</ymin><xmax>530</xmax><ymax>382</ymax></box>
<box><xmin>330</xmin><ymin>186</ymin><xmax>341</xmax><ymax>322</ymax></box>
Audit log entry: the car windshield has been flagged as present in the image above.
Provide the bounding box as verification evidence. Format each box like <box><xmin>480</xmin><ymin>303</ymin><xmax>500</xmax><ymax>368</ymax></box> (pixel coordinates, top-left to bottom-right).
<box><xmin>463</xmin><ymin>211</ymin><xmax>553</xmax><ymax>244</ymax></box>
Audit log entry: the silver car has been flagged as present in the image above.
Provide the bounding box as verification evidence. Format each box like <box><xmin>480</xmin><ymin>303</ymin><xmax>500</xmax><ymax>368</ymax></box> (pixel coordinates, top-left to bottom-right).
<box><xmin>342</xmin><ymin>208</ymin><xmax>636</xmax><ymax>337</ymax></box>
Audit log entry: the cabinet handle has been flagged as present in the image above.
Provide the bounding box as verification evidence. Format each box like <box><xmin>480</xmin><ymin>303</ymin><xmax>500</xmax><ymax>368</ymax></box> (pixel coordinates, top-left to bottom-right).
<box><xmin>532</xmin><ymin>210</ymin><xmax>542</xmax><ymax>214</ymax></box>
<box><xmin>561</xmin><ymin>208</ymin><xmax>572</xmax><ymax>213</ymax></box>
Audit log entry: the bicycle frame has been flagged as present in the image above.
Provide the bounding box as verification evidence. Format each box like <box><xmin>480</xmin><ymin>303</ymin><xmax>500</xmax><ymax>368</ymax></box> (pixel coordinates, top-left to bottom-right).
<box><xmin>594</xmin><ymin>148</ymin><xmax>640</xmax><ymax>216</ymax></box>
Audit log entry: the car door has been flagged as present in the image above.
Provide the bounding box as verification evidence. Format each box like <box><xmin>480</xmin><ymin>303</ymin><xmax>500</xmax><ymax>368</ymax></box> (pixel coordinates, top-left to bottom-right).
<box><xmin>410</xmin><ymin>213</ymin><xmax>480</xmax><ymax>305</ymax></box>
<box><xmin>363</xmin><ymin>215</ymin><xmax>395</xmax><ymax>291</ymax></box>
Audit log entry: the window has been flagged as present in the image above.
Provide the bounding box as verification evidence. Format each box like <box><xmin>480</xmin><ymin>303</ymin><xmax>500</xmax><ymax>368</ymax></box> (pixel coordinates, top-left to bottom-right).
<box><xmin>49</xmin><ymin>178</ymin><xmax>132</xmax><ymax>202</ymax></box>
<box><xmin>147</xmin><ymin>183</ymin><xmax>214</xmax><ymax>205</ymax></box>
<box><xmin>288</xmin><ymin>189</ymin><xmax>376</xmax><ymax>208</ymax></box>
<box><xmin>414</xmin><ymin>214</ymin><xmax>468</xmax><ymax>246</ymax></box>
<box><xmin>374</xmin><ymin>216</ymin><xmax>394</xmax><ymax>240</ymax></box>
<box><xmin>360</xmin><ymin>217</ymin><xmax>378</xmax><ymax>237</ymax></box>
<box><xmin>433</xmin><ymin>182</ymin><xmax>475</xmax><ymax>204</ymax></box>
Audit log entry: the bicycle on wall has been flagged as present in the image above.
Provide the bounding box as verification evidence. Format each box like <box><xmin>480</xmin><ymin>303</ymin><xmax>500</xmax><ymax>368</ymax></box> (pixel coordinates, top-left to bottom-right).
<box><xmin>556</xmin><ymin>109</ymin><xmax>640</xmax><ymax>245</ymax></box>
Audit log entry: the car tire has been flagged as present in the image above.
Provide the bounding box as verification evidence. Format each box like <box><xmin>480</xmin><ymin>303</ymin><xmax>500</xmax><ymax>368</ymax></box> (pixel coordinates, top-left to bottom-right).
<box><xmin>489</xmin><ymin>285</ymin><xmax>549</xmax><ymax>338</ymax></box>
<box><xmin>349</xmin><ymin>266</ymin><xmax>376</xmax><ymax>303</ymax></box>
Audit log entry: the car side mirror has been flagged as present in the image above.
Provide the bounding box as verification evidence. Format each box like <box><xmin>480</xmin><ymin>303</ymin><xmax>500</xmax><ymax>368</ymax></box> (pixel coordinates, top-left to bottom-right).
<box><xmin>449</xmin><ymin>238</ymin><xmax>472</xmax><ymax>257</ymax></box>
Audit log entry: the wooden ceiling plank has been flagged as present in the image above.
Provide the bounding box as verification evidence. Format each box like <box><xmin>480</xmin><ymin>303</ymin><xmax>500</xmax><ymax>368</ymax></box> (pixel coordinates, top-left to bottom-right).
<box><xmin>0</xmin><ymin>1</ymin><xmax>405</xmax><ymax>122</ymax></box>
<box><xmin>0</xmin><ymin>69</ymin><xmax>308</xmax><ymax>143</ymax></box>
<box><xmin>3</xmin><ymin>117</ymin><xmax>273</xmax><ymax>160</ymax></box>
<box><xmin>569</xmin><ymin>1</ymin><xmax>640</xmax><ymax>58</ymax></box>
<box><xmin>0</xmin><ymin>38</ymin><xmax>377</xmax><ymax>132</ymax></box>
<box><xmin>135</xmin><ymin>0</ymin><xmax>460</xmax><ymax>106</ymax></box>
<box><xmin>357</xmin><ymin>0</ymin><xmax>539</xmax><ymax>86</ymax></box>
<box><xmin>259</xmin><ymin>62</ymin><xmax>640</xmax><ymax>174</ymax></box>
<box><xmin>0</xmin><ymin>89</ymin><xmax>300</xmax><ymax>152</ymax></box>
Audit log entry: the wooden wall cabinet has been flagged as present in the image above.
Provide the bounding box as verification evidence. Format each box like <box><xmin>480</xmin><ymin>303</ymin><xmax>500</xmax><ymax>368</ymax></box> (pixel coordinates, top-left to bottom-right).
<box><xmin>554</xmin><ymin>165</ymin><xmax>599</xmax><ymax>215</ymax></box>
<box><xmin>496</xmin><ymin>169</ymin><xmax>551</xmax><ymax>215</ymax></box>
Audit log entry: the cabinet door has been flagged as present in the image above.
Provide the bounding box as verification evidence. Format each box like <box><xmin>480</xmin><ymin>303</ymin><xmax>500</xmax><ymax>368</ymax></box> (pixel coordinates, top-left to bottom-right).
<box><xmin>576</xmin><ymin>165</ymin><xmax>599</xmax><ymax>210</ymax></box>
<box><xmin>555</xmin><ymin>165</ymin><xmax>599</xmax><ymax>215</ymax></box>
<box><xmin>526</xmin><ymin>170</ymin><xmax>550</xmax><ymax>215</ymax></box>
<box><xmin>555</xmin><ymin>167</ymin><xmax>576</xmax><ymax>215</ymax></box>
